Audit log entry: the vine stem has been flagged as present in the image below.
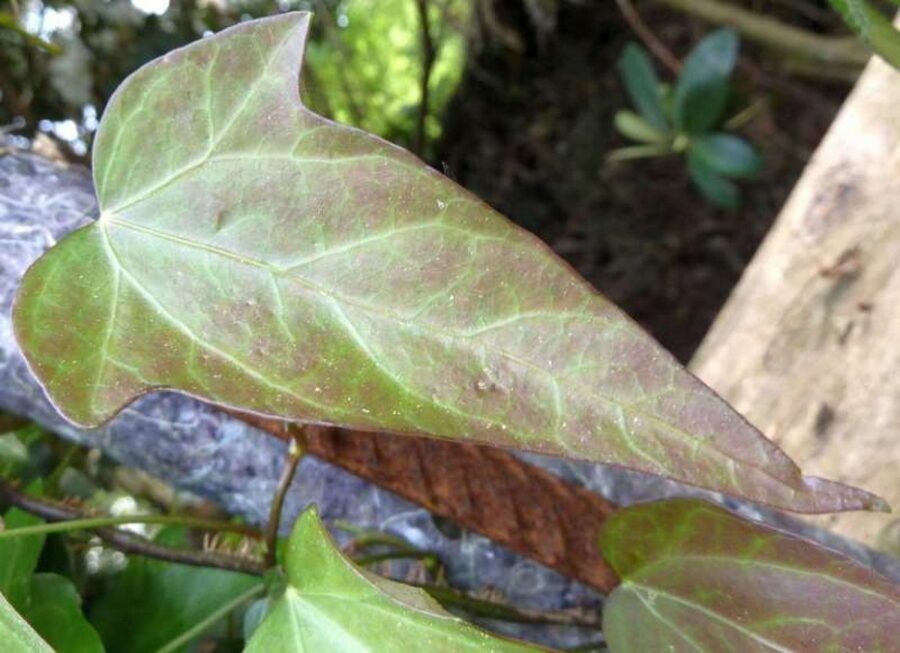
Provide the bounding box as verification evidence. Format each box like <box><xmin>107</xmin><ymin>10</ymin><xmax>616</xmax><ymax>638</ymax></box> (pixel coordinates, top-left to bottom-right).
<box><xmin>0</xmin><ymin>513</ymin><xmax>256</xmax><ymax>540</ymax></box>
<box><xmin>265</xmin><ymin>426</ymin><xmax>307</xmax><ymax>567</ymax></box>
<box><xmin>154</xmin><ymin>582</ymin><xmax>266</xmax><ymax>653</ymax></box>
<box><xmin>0</xmin><ymin>478</ymin><xmax>266</xmax><ymax>575</ymax></box>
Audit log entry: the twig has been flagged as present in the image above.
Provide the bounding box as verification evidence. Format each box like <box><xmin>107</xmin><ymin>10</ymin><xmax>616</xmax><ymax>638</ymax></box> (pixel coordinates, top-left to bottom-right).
<box><xmin>658</xmin><ymin>0</ymin><xmax>870</xmax><ymax>68</ymax></box>
<box><xmin>265</xmin><ymin>425</ymin><xmax>306</xmax><ymax>567</ymax></box>
<box><xmin>615</xmin><ymin>0</ymin><xmax>681</xmax><ymax>73</ymax></box>
<box><xmin>0</xmin><ymin>479</ymin><xmax>266</xmax><ymax>575</ymax></box>
<box><xmin>413</xmin><ymin>0</ymin><xmax>437</xmax><ymax>156</ymax></box>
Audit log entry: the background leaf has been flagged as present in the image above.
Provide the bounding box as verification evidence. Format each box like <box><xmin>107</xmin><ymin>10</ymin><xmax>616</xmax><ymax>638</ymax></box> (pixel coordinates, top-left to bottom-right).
<box><xmin>617</xmin><ymin>43</ymin><xmax>669</xmax><ymax>131</ymax></box>
<box><xmin>89</xmin><ymin>528</ymin><xmax>258</xmax><ymax>653</ymax></box>
<box><xmin>17</xmin><ymin>574</ymin><xmax>104</xmax><ymax>653</ymax></box>
<box><xmin>688</xmin><ymin>151</ymin><xmax>740</xmax><ymax>209</ymax></box>
<box><xmin>613</xmin><ymin>110</ymin><xmax>668</xmax><ymax>144</ymax></box>
<box><xmin>827</xmin><ymin>0</ymin><xmax>900</xmax><ymax>68</ymax></box>
<box><xmin>673</xmin><ymin>29</ymin><xmax>739</xmax><ymax>134</ymax></box>
<box><xmin>0</xmin><ymin>592</ymin><xmax>52</xmax><ymax>653</ymax></box>
<box><xmin>599</xmin><ymin>499</ymin><xmax>900</xmax><ymax>652</ymax></box>
<box><xmin>690</xmin><ymin>133</ymin><xmax>762</xmax><ymax>179</ymax></box>
<box><xmin>12</xmin><ymin>13</ymin><xmax>885</xmax><ymax>514</ymax></box>
<box><xmin>246</xmin><ymin>507</ymin><xmax>539</xmax><ymax>652</ymax></box>
<box><xmin>0</xmin><ymin>488</ymin><xmax>46</xmax><ymax>608</ymax></box>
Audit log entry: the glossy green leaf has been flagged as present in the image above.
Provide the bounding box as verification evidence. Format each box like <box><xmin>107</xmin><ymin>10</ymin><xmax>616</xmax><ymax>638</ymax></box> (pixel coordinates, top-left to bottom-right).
<box><xmin>599</xmin><ymin>499</ymin><xmax>900</xmax><ymax>652</ymax></box>
<box><xmin>828</xmin><ymin>0</ymin><xmax>900</xmax><ymax>68</ymax></box>
<box><xmin>690</xmin><ymin>133</ymin><xmax>762</xmax><ymax>179</ymax></box>
<box><xmin>12</xmin><ymin>13</ymin><xmax>886</xmax><ymax>513</ymax></box>
<box><xmin>0</xmin><ymin>592</ymin><xmax>52</xmax><ymax>653</ymax></box>
<box><xmin>89</xmin><ymin>528</ymin><xmax>258</xmax><ymax>653</ymax></box>
<box><xmin>688</xmin><ymin>151</ymin><xmax>740</xmax><ymax>209</ymax></box>
<box><xmin>618</xmin><ymin>43</ymin><xmax>669</xmax><ymax>131</ymax></box>
<box><xmin>673</xmin><ymin>29</ymin><xmax>739</xmax><ymax>134</ymax></box>
<box><xmin>613</xmin><ymin>110</ymin><xmax>668</xmax><ymax>145</ymax></box>
<box><xmin>17</xmin><ymin>574</ymin><xmax>104</xmax><ymax>653</ymax></box>
<box><xmin>246</xmin><ymin>507</ymin><xmax>540</xmax><ymax>652</ymax></box>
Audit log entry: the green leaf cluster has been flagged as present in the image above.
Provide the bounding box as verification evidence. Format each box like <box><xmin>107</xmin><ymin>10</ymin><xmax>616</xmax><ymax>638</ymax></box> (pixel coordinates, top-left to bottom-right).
<box><xmin>613</xmin><ymin>30</ymin><xmax>762</xmax><ymax>209</ymax></box>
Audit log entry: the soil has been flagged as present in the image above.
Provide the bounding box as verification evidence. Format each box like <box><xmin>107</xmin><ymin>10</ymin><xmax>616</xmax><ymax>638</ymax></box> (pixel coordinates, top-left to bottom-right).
<box><xmin>435</xmin><ymin>0</ymin><xmax>852</xmax><ymax>361</ymax></box>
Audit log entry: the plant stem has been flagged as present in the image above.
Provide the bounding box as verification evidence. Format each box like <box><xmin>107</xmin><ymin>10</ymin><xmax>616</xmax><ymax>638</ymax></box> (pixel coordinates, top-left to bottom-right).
<box><xmin>0</xmin><ymin>514</ymin><xmax>253</xmax><ymax>539</ymax></box>
<box><xmin>0</xmin><ymin>479</ymin><xmax>266</xmax><ymax>575</ymax></box>
<box><xmin>154</xmin><ymin>582</ymin><xmax>266</xmax><ymax>653</ymax></box>
<box><xmin>265</xmin><ymin>426</ymin><xmax>306</xmax><ymax>567</ymax></box>
<box><xmin>615</xmin><ymin>0</ymin><xmax>681</xmax><ymax>72</ymax></box>
<box><xmin>658</xmin><ymin>0</ymin><xmax>870</xmax><ymax>68</ymax></box>
<box><xmin>417</xmin><ymin>583</ymin><xmax>603</xmax><ymax>628</ymax></box>
<box><xmin>413</xmin><ymin>0</ymin><xmax>436</xmax><ymax>156</ymax></box>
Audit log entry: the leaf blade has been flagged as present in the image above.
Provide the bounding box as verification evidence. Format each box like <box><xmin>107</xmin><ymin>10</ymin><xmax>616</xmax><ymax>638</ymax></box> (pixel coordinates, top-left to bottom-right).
<box><xmin>599</xmin><ymin>499</ymin><xmax>900</xmax><ymax>652</ymax></box>
<box><xmin>12</xmin><ymin>13</ymin><xmax>885</xmax><ymax>513</ymax></box>
<box><xmin>618</xmin><ymin>43</ymin><xmax>669</xmax><ymax>131</ymax></box>
<box><xmin>246</xmin><ymin>507</ymin><xmax>540</xmax><ymax>652</ymax></box>
<box><xmin>0</xmin><ymin>592</ymin><xmax>53</xmax><ymax>653</ymax></box>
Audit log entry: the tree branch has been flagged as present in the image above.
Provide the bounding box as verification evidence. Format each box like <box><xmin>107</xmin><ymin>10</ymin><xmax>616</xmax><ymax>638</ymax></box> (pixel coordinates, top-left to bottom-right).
<box><xmin>413</xmin><ymin>0</ymin><xmax>437</xmax><ymax>156</ymax></box>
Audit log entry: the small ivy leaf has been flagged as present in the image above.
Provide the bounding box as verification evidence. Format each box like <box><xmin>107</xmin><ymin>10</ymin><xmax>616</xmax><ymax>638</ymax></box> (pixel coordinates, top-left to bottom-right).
<box><xmin>688</xmin><ymin>150</ymin><xmax>740</xmax><ymax>209</ymax></box>
<box><xmin>245</xmin><ymin>507</ymin><xmax>541</xmax><ymax>652</ymax></box>
<box><xmin>0</xmin><ymin>592</ymin><xmax>52</xmax><ymax>653</ymax></box>
<box><xmin>599</xmin><ymin>499</ymin><xmax>900</xmax><ymax>652</ymax></box>
<box><xmin>673</xmin><ymin>29</ymin><xmax>739</xmax><ymax>134</ymax></box>
<box><xmin>613</xmin><ymin>110</ymin><xmax>669</xmax><ymax>144</ymax></box>
<box><xmin>18</xmin><ymin>574</ymin><xmax>104</xmax><ymax>653</ymax></box>
<box><xmin>12</xmin><ymin>13</ymin><xmax>887</xmax><ymax>513</ymax></box>
<box><xmin>617</xmin><ymin>43</ymin><xmax>669</xmax><ymax>131</ymax></box>
<box><xmin>690</xmin><ymin>133</ymin><xmax>762</xmax><ymax>179</ymax></box>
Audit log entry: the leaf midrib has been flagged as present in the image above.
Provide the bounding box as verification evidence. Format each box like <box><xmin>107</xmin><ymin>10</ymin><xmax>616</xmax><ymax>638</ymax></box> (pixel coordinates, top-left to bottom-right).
<box><xmin>98</xmin><ymin>215</ymin><xmax>804</xmax><ymax>493</ymax></box>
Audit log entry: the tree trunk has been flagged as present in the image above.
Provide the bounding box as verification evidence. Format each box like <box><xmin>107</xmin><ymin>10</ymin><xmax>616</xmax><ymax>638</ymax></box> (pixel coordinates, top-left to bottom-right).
<box><xmin>691</xmin><ymin>52</ymin><xmax>900</xmax><ymax>553</ymax></box>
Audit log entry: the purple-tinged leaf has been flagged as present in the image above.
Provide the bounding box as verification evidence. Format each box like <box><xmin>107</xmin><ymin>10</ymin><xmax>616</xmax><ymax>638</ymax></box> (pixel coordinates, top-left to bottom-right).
<box><xmin>11</xmin><ymin>13</ymin><xmax>887</xmax><ymax>513</ymax></box>
<box><xmin>599</xmin><ymin>499</ymin><xmax>900</xmax><ymax>652</ymax></box>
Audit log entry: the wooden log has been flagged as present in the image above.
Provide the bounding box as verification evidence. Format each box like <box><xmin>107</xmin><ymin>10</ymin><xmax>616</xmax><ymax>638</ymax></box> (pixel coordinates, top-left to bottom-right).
<box><xmin>691</xmin><ymin>52</ymin><xmax>900</xmax><ymax>552</ymax></box>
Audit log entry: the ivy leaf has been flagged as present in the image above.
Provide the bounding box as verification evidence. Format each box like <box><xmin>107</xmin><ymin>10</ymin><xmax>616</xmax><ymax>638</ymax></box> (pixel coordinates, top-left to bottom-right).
<box><xmin>12</xmin><ymin>13</ymin><xmax>886</xmax><ymax>513</ymax></box>
<box><xmin>245</xmin><ymin>507</ymin><xmax>540</xmax><ymax>652</ymax></box>
<box><xmin>618</xmin><ymin>43</ymin><xmax>669</xmax><ymax>131</ymax></box>
<box><xmin>599</xmin><ymin>499</ymin><xmax>900</xmax><ymax>652</ymax></box>
<box><xmin>17</xmin><ymin>574</ymin><xmax>104</xmax><ymax>653</ymax></box>
<box><xmin>89</xmin><ymin>528</ymin><xmax>259</xmax><ymax>653</ymax></box>
<box><xmin>0</xmin><ymin>592</ymin><xmax>52</xmax><ymax>653</ymax></box>
<box><xmin>673</xmin><ymin>29</ymin><xmax>739</xmax><ymax>134</ymax></box>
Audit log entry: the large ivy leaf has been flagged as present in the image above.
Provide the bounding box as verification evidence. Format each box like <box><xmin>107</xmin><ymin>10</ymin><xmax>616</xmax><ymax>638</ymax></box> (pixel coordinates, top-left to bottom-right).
<box><xmin>245</xmin><ymin>507</ymin><xmax>540</xmax><ymax>652</ymax></box>
<box><xmin>0</xmin><ymin>592</ymin><xmax>52</xmax><ymax>653</ymax></box>
<box><xmin>599</xmin><ymin>499</ymin><xmax>900</xmax><ymax>652</ymax></box>
<box><xmin>12</xmin><ymin>13</ymin><xmax>885</xmax><ymax>513</ymax></box>
<box><xmin>89</xmin><ymin>528</ymin><xmax>259</xmax><ymax>652</ymax></box>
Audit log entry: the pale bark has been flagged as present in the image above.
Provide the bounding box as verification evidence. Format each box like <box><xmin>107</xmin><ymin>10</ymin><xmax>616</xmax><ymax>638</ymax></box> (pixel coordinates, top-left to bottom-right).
<box><xmin>691</xmin><ymin>53</ymin><xmax>900</xmax><ymax>553</ymax></box>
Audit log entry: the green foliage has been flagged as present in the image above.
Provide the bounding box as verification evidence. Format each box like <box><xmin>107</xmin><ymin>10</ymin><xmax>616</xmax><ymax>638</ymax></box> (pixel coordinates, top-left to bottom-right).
<box><xmin>246</xmin><ymin>507</ymin><xmax>538</xmax><ymax>652</ymax></box>
<box><xmin>1</xmin><ymin>485</ymin><xmax>103</xmax><ymax>652</ymax></box>
<box><xmin>17</xmin><ymin>574</ymin><xmax>104</xmax><ymax>653</ymax></box>
<box><xmin>0</xmin><ymin>592</ymin><xmax>52</xmax><ymax>653</ymax></box>
<box><xmin>598</xmin><ymin>499</ymin><xmax>900</xmax><ymax>652</ymax></box>
<box><xmin>613</xmin><ymin>30</ymin><xmax>763</xmax><ymax>209</ymax></box>
<box><xmin>828</xmin><ymin>0</ymin><xmax>900</xmax><ymax>68</ymax></box>
<box><xmin>305</xmin><ymin>0</ymin><xmax>470</xmax><ymax>148</ymax></box>
<box><xmin>89</xmin><ymin>528</ymin><xmax>260</xmax><ymax>652</ymax></box>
